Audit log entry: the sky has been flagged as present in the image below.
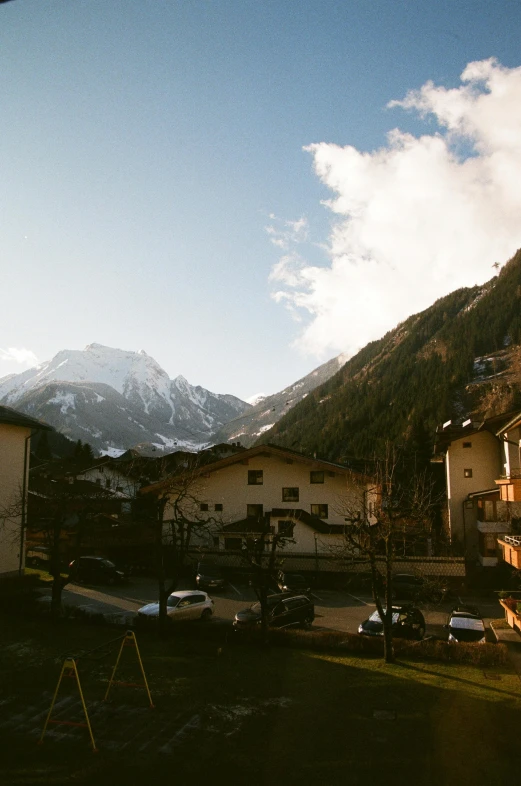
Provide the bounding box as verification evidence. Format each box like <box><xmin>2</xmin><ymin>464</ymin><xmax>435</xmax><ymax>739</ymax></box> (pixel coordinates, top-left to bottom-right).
<box><xmin>1</xmin><ymin>1</ymin><xmax>521</xmax><ymax>401</ymax></box>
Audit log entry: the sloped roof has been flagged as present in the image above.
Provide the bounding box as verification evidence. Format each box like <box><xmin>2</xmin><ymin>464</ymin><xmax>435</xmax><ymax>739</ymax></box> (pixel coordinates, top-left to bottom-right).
<box><xmin>221</xmin><ymin>508</ymin><xmax>346</xmax><ymax>535</ymax></box>
<box><xmin>141</xmin><ymin>443</ymin><xmax>368</xmax><ymax>496</ymax></box>
<box><xmin>0</xmin><ymin>405</ymin><xmax>53</xmax><ymax>432</ymax></box>
<box><xmin>496</xmin><ymin>409</ymin><xmax>521</xmax><ymax>436</ymax></box>
<box><xmin>434</xmin><ymin>409</ymin><xmax>520</xmax><ymax>453</ymax></box>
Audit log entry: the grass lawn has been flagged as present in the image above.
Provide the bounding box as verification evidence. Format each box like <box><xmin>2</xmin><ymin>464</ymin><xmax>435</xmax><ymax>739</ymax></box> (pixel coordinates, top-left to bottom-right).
<box><xmin>1</xmin><ymin>613</ymin><xmax>520</xmax><ymax>786</ymax></box>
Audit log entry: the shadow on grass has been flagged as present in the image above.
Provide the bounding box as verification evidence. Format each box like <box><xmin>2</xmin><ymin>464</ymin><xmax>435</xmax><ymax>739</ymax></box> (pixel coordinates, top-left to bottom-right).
<box><xmin>396</xmin><ymin>659</ymin><xmax>521</xmax><ymax>700</ymax></box>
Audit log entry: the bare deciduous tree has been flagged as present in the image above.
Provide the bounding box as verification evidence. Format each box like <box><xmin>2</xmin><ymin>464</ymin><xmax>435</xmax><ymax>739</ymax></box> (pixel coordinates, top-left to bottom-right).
<box><xmin>141</xmin><ymin>461</ymin><xmax>223</xmax><ymax>636</ymax></box>
<box><xmin>240</xmin><ymin>513</ymin><xmax>294</xmax><ymax>645</ymax></box>
<box><xmin>335</xmin><ymin>445</ymin><xmax>439</xmax><ymax>663</ymax></box>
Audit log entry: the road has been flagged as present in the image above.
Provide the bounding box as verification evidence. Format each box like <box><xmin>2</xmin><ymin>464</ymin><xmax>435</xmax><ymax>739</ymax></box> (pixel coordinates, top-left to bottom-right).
<box><xmin>39</xmin><ymin>577</ymin><xmax>504</xmax><ymax>639</ymax></box>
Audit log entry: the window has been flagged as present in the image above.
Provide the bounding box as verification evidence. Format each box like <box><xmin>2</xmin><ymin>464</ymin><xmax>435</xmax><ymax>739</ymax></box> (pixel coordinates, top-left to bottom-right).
<box><xmin>311</xmin><ymin>504</ymin><xmax>328</xmax><ymax>519</ymax></box>
<box><xmin>214</xmin><ymin>503</ymin><xmax>223</xmax><ymax>512</ymax></box>
<box><xmin>286</xmin><ymin>597</ymin><xmax>306</xmax><ymax>610</ymax></box>
<box><xmin>310</xmin><ymin>471</ymin><xmax>324</xmax><ymax>484</ymax></box>
<box><xmin>248</xmin><ymin>470</ymin><xmax>263</xmax><ymax>485</ymax></box>
<box><xmin>463</xmin><ymin>442</ymin><xmax>472</xmax><ymax>448</ymax></box>
<box><xmin>200</xmin><ymin>502</ymin><xmax>209</xmax><ymax>511</ymax></box>
<box><xmin>483</xmin><ymin>533</ymin><xmax>497</xmax><ymax>556</ymax></box>
<box><xmin>278</xmin><ymin>520</ymin><xmax>294</xmax><ymax>536</ymax></box>
<box><xmin>247</xmin><ymin>504</ymin><xmax>263</xmax><ymax>519</ymax></box>
<box><xmin>483</xmin><ymin>499</ymin><xmax>497</xmax><ymax>521</ymax></box>
<box><xmin>105</xmin><ymin>478</ymin><xmax>111</xmax><ymax>488</ymax></box>
<box><xmin>282</xmin><ymin>487</ymin><xmax>299</xmax><ymax>502</ymax></box>
<box><xmin>212</xmin><ymin>536</ymin><xmax>220</xmax><ymax>547</ymax></box>
<box><xmin>187</xmin><ymin>594</ymin><xmax>205</xmax><ymax>605</ymax></box>
<box><xmin>464</xmin><ymin>468</ymin><xmax>473</xmax><ymax>478</ymax></box>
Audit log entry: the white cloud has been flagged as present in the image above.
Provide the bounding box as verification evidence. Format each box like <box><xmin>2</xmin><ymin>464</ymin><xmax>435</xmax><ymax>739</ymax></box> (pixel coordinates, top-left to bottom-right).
<box><xmin>0</xmin><ymin>347</ymin><xmax>38</xmax><ymax>366</ymax></box>
<box><xmin>270</xmin><ymin>58</ymin><xmax>521</xmax><ymax>358</ymax></box>
<box><xmin>265</xmin><ymin>215</ymin><xmax>308</xmax><ymax>251</ymax></box>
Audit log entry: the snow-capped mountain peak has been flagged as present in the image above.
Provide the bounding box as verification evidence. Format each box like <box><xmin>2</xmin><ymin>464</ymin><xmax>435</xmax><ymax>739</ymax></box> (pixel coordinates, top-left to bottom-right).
<box><xmin>0</xmin><ymin>344</ymin><xmax>251</xmax><ymax>455</ymax></box>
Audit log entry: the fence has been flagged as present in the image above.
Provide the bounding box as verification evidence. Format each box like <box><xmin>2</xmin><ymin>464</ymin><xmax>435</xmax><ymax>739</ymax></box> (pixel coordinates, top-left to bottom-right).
<box><xmin>185</xmin><ymin>549</ymin><xmax>466</xmax><ymax>579</ymax></box>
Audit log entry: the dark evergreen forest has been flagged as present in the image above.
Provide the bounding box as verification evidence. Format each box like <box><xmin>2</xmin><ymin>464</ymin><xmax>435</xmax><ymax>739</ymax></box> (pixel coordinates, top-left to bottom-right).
<box><xmin>258</xmin><ymin>249</ymin><xmax>521</xmax><ymax>466</ymax></box>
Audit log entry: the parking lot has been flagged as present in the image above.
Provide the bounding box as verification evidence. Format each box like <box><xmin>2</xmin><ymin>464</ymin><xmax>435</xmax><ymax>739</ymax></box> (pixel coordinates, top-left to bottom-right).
<box><xmin>43</xmin><ymin>576</ymin><xmax>504</xmax><ymax>640</ymax></box>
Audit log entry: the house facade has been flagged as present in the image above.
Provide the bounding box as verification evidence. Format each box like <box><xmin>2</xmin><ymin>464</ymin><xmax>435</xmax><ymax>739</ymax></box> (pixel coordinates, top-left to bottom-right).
<box><xmin>435</xmin><ymin>409</ymin><xmax>521</xmax><ymax>565</ymax></box>
<box><xmin>143</xmin><ymin>444</ymin><xmax>375</xmax><ymax>555</ymax></box>
<box><xmin>0</xmin><ymin>406</ymin><xmax>52</xmax><ymax>577</ymax></box>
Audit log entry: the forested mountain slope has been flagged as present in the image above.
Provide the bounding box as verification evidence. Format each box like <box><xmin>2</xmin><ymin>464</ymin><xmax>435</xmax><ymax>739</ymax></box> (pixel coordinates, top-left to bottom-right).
<box><xmin>258</xmin><ymin>249</ymin><xmax>521</xmax><ymax>462</ymax></box>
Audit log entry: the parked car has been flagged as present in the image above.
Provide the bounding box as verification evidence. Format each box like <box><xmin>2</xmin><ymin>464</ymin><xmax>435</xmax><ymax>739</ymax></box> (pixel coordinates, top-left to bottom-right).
<box><xmin>26</xmin><ymin>546</ymin><xmax>51</xmax><ymax>568</ymax></box>
<box><xmin>389</xmin><ymin>573</ymin><xmax>448</xmax><ymax>603</ymax></box>
<box><xmin>277</xmin><ymin>571</ymin><xmax>311</xmax><ymax>594</ymax></box>
<box><xmin>195</xmin><ymin>562</ymin><xmax>227</xmax><ymax>591</ymax></box>
<box><xmin>445</xmin><ymin>605</ymin><xmax>486</xmax><ymax>644</ymax></box>
<box><xmin>68</xmin><ymin>556</ymin><xmax>126</xmax><ymax>585</ymax></box>
<box><xmin>137</xmin><ymin>590</ymin><xmax>214</xmax><ymax>622</ymax></box>
<box><xmin>358</xmin><ymin>605</ymin><xmax>426</xmax><ymax>640</ymax></box>
<box><xmin>234</xmin><ymin>593</ymin><xmax>314</xmax><ymax>630</ymax></box>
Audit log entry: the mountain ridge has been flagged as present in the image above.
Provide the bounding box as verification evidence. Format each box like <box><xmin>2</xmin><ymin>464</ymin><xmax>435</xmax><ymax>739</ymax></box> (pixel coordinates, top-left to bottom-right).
<box><xmin>257</xmin><ymin>249</ymin><xmax>521</xmax><ymax>461</ymax></box>
<box><xmin>0</xmin><ymin>343</ymin><xmax>250</xmax><ymax>455</ymax></box>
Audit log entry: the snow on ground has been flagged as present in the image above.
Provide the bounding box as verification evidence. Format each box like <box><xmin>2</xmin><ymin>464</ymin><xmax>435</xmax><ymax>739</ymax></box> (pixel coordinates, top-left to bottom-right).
<box><xmin>246</xmin><ymin>393</ymin><xmax>267</xmax><ymax>406</ymax></box>
<box><xmin>254</xmin><ymin>424</ymin><xmax>274</xmax><ymax>436</ymax></box>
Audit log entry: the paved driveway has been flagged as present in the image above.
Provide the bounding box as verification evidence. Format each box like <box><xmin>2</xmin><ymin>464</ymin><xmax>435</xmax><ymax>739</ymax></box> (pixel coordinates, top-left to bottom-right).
<box><xmin>41</xmin><ymin>578</ymin><xmax>504</xmax><ymax>639</ymax></box>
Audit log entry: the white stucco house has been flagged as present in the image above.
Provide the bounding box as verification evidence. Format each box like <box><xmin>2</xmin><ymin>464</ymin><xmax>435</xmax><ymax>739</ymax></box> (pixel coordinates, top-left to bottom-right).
<box><xmin>0</xmin><ymin>405</ymin><xmax>53</xmax><ymax>578</ymax></box>
<box><xmin>435</xmin><ymin>409</ymin><xmax>521</xmax><ymax>565</ymax></box>
<box><xmin>142</xmin><ymin>443</ymin><xmax>376</xmax><ymax>555</ymax></box>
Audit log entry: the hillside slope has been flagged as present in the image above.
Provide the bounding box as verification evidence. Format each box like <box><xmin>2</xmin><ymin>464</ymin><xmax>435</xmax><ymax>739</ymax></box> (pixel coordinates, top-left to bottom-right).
<box><xmin>258</xmin><ymin>249</ymin><xmax>521</xmax><ymax>461</ymax></box>
<box><xmin>211</xmin><ymin>352</ymin><xmax>350</xmax><ymax>447</ymax></box>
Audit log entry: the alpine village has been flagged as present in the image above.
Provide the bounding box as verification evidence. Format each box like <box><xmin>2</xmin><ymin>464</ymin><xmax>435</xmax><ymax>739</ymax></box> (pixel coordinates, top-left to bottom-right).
<box><xmin>3</xmin><ymin>249</ymin><xmax>521</xmax><ymax>782</ymax></box>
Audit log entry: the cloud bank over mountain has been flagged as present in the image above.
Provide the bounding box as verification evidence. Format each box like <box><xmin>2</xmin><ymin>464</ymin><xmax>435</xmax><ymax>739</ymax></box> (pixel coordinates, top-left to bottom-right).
<box><xmin>270</xmin><ymin>58</ymin><xmax>521</xmax><ymax>358</ymax></box>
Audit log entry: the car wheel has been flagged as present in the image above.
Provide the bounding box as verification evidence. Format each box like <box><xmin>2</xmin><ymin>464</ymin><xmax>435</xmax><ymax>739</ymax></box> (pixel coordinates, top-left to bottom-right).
<box><xmin>301</xmin><ymin>615</ymin><xmax>313</xmax><ymax>630</ymax></box>
<box><xmin>201</xmin><ymin>608</ymin><xmax>212</xmax><ymax>621</ymax></box>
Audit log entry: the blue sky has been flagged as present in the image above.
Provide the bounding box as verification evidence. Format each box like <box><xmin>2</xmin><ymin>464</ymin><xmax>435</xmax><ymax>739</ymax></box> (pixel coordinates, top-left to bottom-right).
<box><xmin>2</xmin><ymin>1</ymin><xmax>521</xmax><ymax>400</ymax></box>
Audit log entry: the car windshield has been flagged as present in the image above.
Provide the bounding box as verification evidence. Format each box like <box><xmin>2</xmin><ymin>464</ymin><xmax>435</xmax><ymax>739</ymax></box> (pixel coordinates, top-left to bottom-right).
<box><xmin>101</xmin><ymin>559</ymin><xmax>115</xmax><ymax>568</ymax></box>
<box><xmin>449</xmin><ymin>626</ymin><xmax>485</xmax><ymax>642</ymax></box>
<box><xmin>449</xmin><ymin>615</ymin><xmax>484</xmax><ymax>632</ymax></box>
<box><xmin>167</xmin><ymin>596</ymin><xmax>181</xmax><ymax>608</ymax></box>
<box><xmin>368</xmin><ymin>610</ymin><xmax>400</xmax><ymax>624</ymax></box>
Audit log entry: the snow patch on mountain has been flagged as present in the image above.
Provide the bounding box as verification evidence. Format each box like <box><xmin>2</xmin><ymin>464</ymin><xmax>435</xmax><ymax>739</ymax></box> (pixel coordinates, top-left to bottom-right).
<box><xmin>48</xmin><ymin>391</ymin><xmax>77</xmax><ymax>413</ymax></box>
<box><xmin>0</xmin><ymin>344</ymin><xmax>250</xmax><ymax>456</ymax></box>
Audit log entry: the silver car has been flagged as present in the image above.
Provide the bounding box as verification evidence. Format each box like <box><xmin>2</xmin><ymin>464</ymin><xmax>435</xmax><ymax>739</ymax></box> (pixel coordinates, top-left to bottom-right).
<box><xmin>137</xmin><ymin>590</ymin><xmax>214</xmax><ymax>621</ymax></box>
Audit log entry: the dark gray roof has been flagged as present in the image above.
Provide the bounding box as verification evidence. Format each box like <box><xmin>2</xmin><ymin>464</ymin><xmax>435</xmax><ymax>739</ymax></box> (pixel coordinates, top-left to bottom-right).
<box><xmin>221</xmin><ymin>508</ymin><xmax>346</xmax><ymax>535</ymax></box>
<box><xmin>0</xmin><ymin>405</ymin><xmax>53</xmax><ymax>432</ymax></box>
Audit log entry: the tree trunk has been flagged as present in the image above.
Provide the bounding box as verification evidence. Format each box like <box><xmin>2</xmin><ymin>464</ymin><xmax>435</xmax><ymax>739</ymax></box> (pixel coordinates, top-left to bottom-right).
<box><xmin>383</xmin><ymin>540</ymin><xmax>395</xmax><ymax>663</ymax></box>
<box><xmin>382</xmin><ymin>621</ymin><xmax>395</xmax><ymax>663</ymax></box>
<box><xmin>259</xmin><ymin>581</ymin><xmax>270</xmax><ymax>646</ymax></box>
<box><xmin>158</xmin><ymin>582</ymin><xmax>169</xmax><ymax>638</ymax></box>
<box><xmin>50</xmin><ymin>523</ymin><xmax>63</xmax><ymax>621</ymax></box>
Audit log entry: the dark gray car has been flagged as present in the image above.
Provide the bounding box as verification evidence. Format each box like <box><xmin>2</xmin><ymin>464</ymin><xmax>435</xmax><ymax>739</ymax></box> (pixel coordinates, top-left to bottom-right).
<box><xmin>234</xmin><ymin>593</ymin><xmax>314</xmax><ymax>630</ymax></box>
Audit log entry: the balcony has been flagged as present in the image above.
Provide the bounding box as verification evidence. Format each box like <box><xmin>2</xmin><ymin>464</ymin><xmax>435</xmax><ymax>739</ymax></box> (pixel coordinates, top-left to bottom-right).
<box><xmin>495</xmin><ymin>477</ymin><xmax>521</xmax><ymax>502</ymax></box>
<box><xmin>499</xmin><ymin>596</ymin><xmax>521</xmax><ymax>635</ymax></box>
<box><xmin>498</xmin><ymin>536</ymin><xmax>521</xmax><ymax>569</ymax></box>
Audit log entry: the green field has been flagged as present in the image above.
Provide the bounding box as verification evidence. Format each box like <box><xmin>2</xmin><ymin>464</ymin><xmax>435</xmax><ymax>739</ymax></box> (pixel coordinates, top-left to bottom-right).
<box><xmin>1</xmin><ymin>614</ymin><xmax>519</xmax><ymax>786</ymax></box>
